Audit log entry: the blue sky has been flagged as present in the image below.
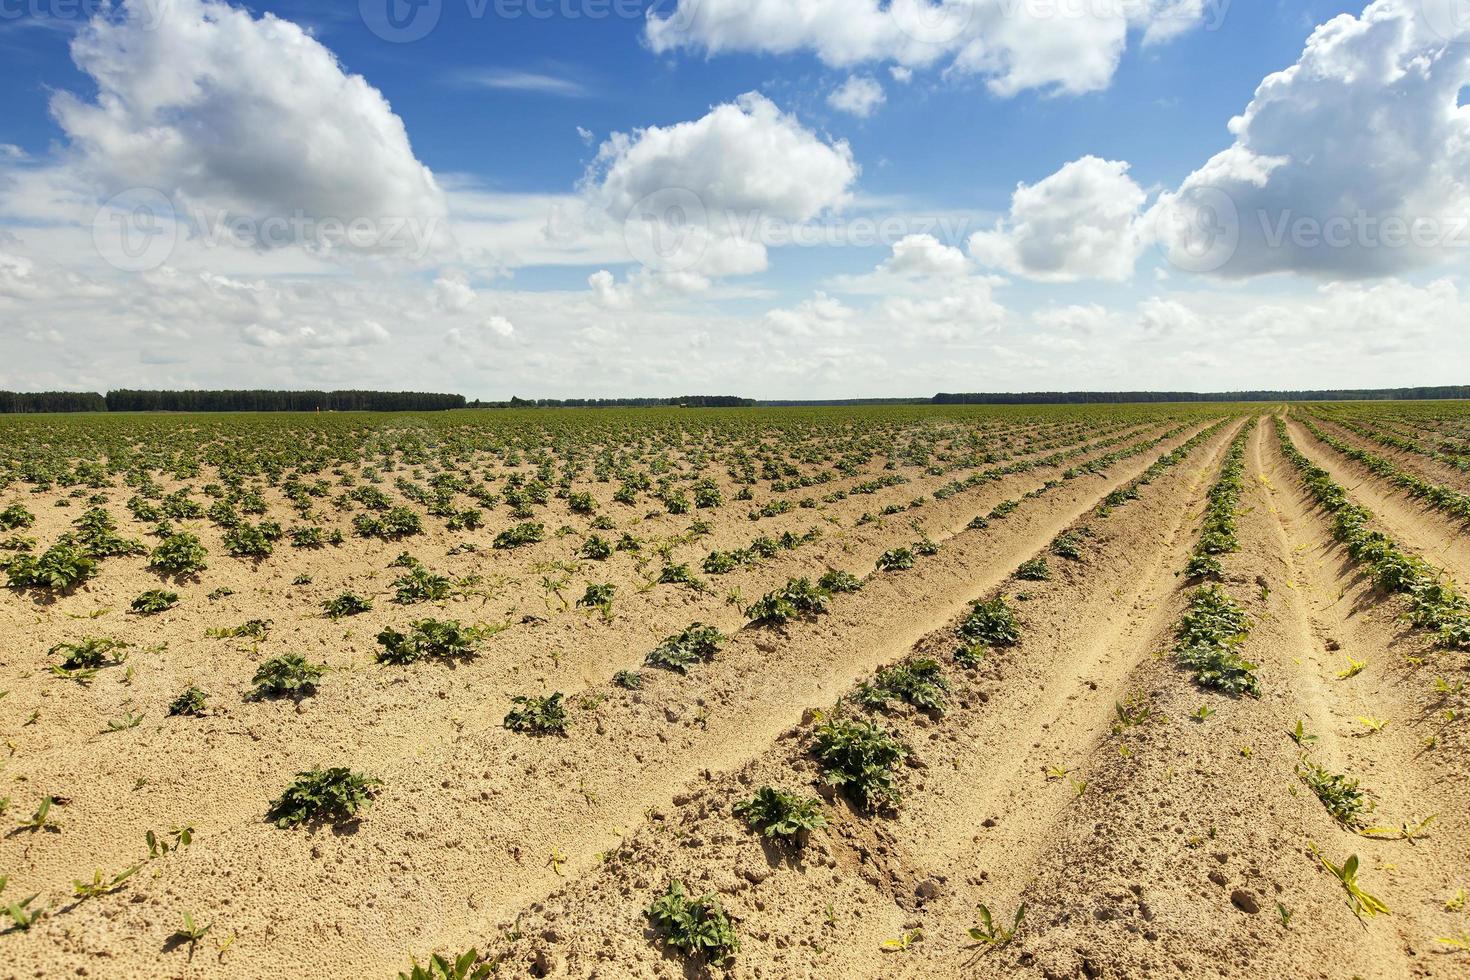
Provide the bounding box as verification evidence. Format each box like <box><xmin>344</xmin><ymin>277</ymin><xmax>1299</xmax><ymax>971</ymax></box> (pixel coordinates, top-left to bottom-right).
<box><xmin>0</xmin><ymin>0</ymin><xmax>1466</xmax><ymax>398</ymax></box>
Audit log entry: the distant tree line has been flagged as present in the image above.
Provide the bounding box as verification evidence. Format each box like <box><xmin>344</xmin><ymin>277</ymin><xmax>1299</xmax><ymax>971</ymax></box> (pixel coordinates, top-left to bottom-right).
<box><xmin>102</xmin><ymin>390</ymin><xmax>466</xmax><ymax>413</ymax></box>
<box><xmin>468</xmin><ymin>395</ymin><xmax>756</xmax><ymax>409</ymax></box>
<box><xmin>933</xmin><ymin>387</ymin><xmax>1470</xmax><ymax>405</ymax></box>
<box><xmin>0</xmin><ymin>391</ymin><xmax>108</xmax><ymax>413</ymax></box>
<box><xmin>0</xmin><ymin>390</ymin><xmax>466</xmax><ymax>414</ymax></box>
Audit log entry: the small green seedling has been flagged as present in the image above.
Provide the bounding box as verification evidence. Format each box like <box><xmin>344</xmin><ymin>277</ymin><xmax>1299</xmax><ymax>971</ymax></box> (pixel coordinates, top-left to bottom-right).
<box><xmin>73</xmin><ymin>864</ymin><xmax>141</xmax><ymax>900</ymax></box>
<box><xmin>1317</xmin><ymin>851</ymin><xmax>1389</xmax><ymax>918</ymax></box>
<box><xmin>398</xmin><ymin>949</ymin><xmax>491</xmax><ymax>980</ymax></box>
<box><xmin>968</xmin><ymin>903</ymin><xmax>1025</xmax><ymax>949</ymax></box>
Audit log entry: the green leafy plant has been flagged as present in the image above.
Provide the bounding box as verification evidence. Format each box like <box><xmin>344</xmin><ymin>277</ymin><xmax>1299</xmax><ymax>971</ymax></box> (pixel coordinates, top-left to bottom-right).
<box><xmin>131</xmin><ymin>589</ymin><xmax>179</xmax><ymax>614</ymax></box>
<box><xmin>207</xmin><ymin>618</ymin><xmax>272</xmax><ymax>640</ymax></box>
<box><xmin>745</xmin><ymin>578</ymin><xmax>829</xmax><ymax>625</ymax></box>
<box><xmin>811</xmin><ymin>717</ymin><xmax>906</xmax><ymax>811</ymax></box>
<box><xmin>645</xmin><ymin>880</ymin><xmax>739</xmax><ymax>962</ymax></box>
<box><xmin>393</xmin><ymin>566</ymin><xmax>453</xmax><ymax>604</ymax></box>
<box><xmin>968</xmin><ymin>903</ymin><xmax>1026</xmax><ymax>949</ymax></box>
<box><xmin>105</xmin><ymin>710</ymin><xmax>144</xmax><ymax>732</ymax></box>
<box><xmin>398</xmin><ymin>950</ymin><xmax>491</xmax><ymax>980</ymax></box>
<box><xmin>145</xmin><ymin>825</ymin><xmax>194</xmax><ymax>858</ymax></box>
<box><xmin>1298</xmin><ymin>760</ymin><xmax>1373</xmax><ymax>829</ymax></box>
<box><xmin>493</xmin><ymin>522</ymin><xmax>544</xmax><ymax>549</ymax></box>
<box><xmin>613</xmin><ymin>669</ymin><xmax>642</xmax><ymax>689</ymax></box>
<box><xmin>853</xmin><ymin>658</ymin><xmax>950</xmax><ymax>714</ymax></box>
<box><xmin>170</xmin><ymin>911</ymin><xmax>212</xmax><ymax>949</ymax></box>
<box><xmin>733</xmin><ymin>786</ymin><xmax>827</xmax><ymax>844</ymax></box>
<box><xmin>4</xmin><ymin>893</ymin><xmax>42</xmax><ymax>932</ymax></box>
<box><xmin>149</xmin><ymin>533</ymin><xmax>208</xmax><ymax>577</ymax></box>
<box><xmin>250</xmin><ymin>653</ymin><xmax>325</xmax><ymax>699</ymax></box>
<box><xmin>50</xmin><ymin>636</ymin><xmax>128</xmax><ymax>671</ymax></box>
<box><xmin>267</xmin><ymin>768</ymin><xmax>382</xmax><ymax>828</ymax></box>
<box><xmin>818</xmin><ymin>568</ymin><xmax>863</xmax><ymax>593</ymax></box>
<box><xmin>876</xmin><ymin>547</ymin><xmax>915</xmax><ymax>572</ymax></box>
<box><xmin>645</xmin><ymin>622</ymin><xmax>726</xmax><ymax>673</ymax></box>
<box><xmin>577</xmin><ymin>582</ymin><xmax>616</xmax><ymax>609</ymax></box>
<box><xmin>72</xmin><ymin>864</ymin><xmax>141</xmax><ymax>901</ymax></box>
<box><xmin>0</xmin><ymin>503</ymin><xmax>35</xmax><ymax>531</ymax></box>
<box><xmin>16</xmin><ymin>796</ymin><xmax>60</xmax><ymax>833</ymax></box>
<box><xmin>1316</xmin><ymin>851</ymin><xmax>1389</xmax><ymax>918</ymax></box>
<box><xmin>376</xmin><ymin>619</ymin><xmax>481</xmax><ymax>665</ymax></box>
<box><xmin>1016</xmin><ymin>556</ymin><xmax>1050</xmax><ymax>581</ymax></box>
<box><xmin>222</xmin><ymin>522</ymin><xmax>280</xmax><ymax>558</ymax></box>
<box><xmin>322</xmin><ymin>591</ymin><xmax>373</xmax><ymax>618</ymax></box>
<box><xmin>1051</xmin><ymin>532</ymin><xmax>1084</xmax><ymax>560</ymax></box>
<box><xmin>955</xmin><ymin>596</ymin><xmax>1022</xmax><ymax>667</ymax></box>
<box><xmin>168</xmin><ymin>686</ymin><xmax>209</xmax><ymax>717</ymax></box>
<box><xmin>504</xmin><ymin>693</ymin><xmax>569</xmax><ymax>735</ymax></box>
<box><xmin>1174</xmin><ymin>585</ymin><xmax>1260</xmax><ymax>697</ymax></box>
<box><xmin>5</xmin><ymin>541</ymin><xmax>97</xmax><ymax>591</ymax></box>
<box><xmin>1288</xmin><ymin>719</ymin><xmax>1318</xmax><ymax>747</ymax></box>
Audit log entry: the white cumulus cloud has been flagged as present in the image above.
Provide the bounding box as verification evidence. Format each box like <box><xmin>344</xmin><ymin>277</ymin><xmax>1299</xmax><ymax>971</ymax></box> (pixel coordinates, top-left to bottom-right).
<box><xmin>828</xmin><ymin>76</ymin><xmax>886</xmax><ymax>117</ymax></box>
<box><xmin>1154</xmin><ymin>0</ymin><xmax>1470</xmax><ymax>279</ymax></box>
<box><xmin>969</xmin><ymin>156</ymin><xmax>1146</xmax><ymax>281</ymax></box>
<box><xmin>646</xmin><ymin>0</ymin><xmax>1209</xmax><ymax>98</ymax></box>
<box><xmin>51</xmin><ymin>0</ymin><xmax>446</xmax><ymax>256</ymax></box>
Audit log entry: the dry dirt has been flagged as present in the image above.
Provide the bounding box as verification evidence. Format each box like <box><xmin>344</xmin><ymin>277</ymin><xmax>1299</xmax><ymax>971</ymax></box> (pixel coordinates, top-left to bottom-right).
<box><xmin>1</xmin><ymin>411</ymin><xmax>1467</xmax><ymax>980</ymax></box>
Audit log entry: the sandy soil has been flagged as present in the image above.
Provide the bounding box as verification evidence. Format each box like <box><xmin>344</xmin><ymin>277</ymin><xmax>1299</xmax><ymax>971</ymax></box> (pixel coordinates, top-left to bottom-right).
<box><xmin>1</xmin><ymin>411</ymin><xmax>1467</xmax><ymax>980</ymax></box>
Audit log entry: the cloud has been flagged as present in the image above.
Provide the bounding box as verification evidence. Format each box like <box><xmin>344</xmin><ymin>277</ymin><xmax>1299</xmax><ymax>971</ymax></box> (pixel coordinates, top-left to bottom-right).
<box><xmin>458</xmin><ymin>69</ymin><xmax>587</xmax><ymax>97</ymax></box>
<box><xmin>968</xmin><ymin>156</ymin><xmax>1145</xmax><ymax>281</ymax></box>
<box><xmin>1153</xmin><ymin>0</ymin><xmax>1470</xmax><ymax>279</ymax></box>
<box><xmin>433</xmin><ymin>273</ymin><xmax>477</xmax><ymax>312</ymax></box>
<box><xmin>773</xmin><ymin>234</ymin><xmax>1007</xmax><ymax>344</ymax></box>
<box><xmin>763</xmin><ymin>292</ymin><xmax>857</xmax><ymax>337</ymax></box>
<box><xmin>587</xmin><ymin>91</ymin><xmax>856</xmax><ymax>223</ymax></box>
<box><xmin>582</xmin><ymin>91</ymin><xmax>857</xmax><ymax>280</ymax></box>
<box><xmin>50</xmin><ymin>0</ymin><xmax>446</xmax><ymax>256</ymax></box>
<box><xmin>646</xmin><ymin>0</ymin><xmax>1208</xmax><ymax>97</ymax></box>
<box><xmin>828</xmin><ymin>75</ymin><xmax>886</xmax><ymax>117</ymax></box>
<box><xmin>1030</xmin><ymin>303</ymin><xmax>1118</xmax><ymax>335</ymax></box>
<box><xmin>881</xmin><ymin>233</ymin><xmax>970</xmax><ymax>278</ymax></box>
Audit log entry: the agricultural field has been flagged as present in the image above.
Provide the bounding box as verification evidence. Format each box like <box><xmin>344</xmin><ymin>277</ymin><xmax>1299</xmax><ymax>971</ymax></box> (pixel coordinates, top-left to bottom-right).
<box><xmin>0</xmin><ymin>403</ymin><xmax>1467</xmax><ymax>979</ymax></box>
